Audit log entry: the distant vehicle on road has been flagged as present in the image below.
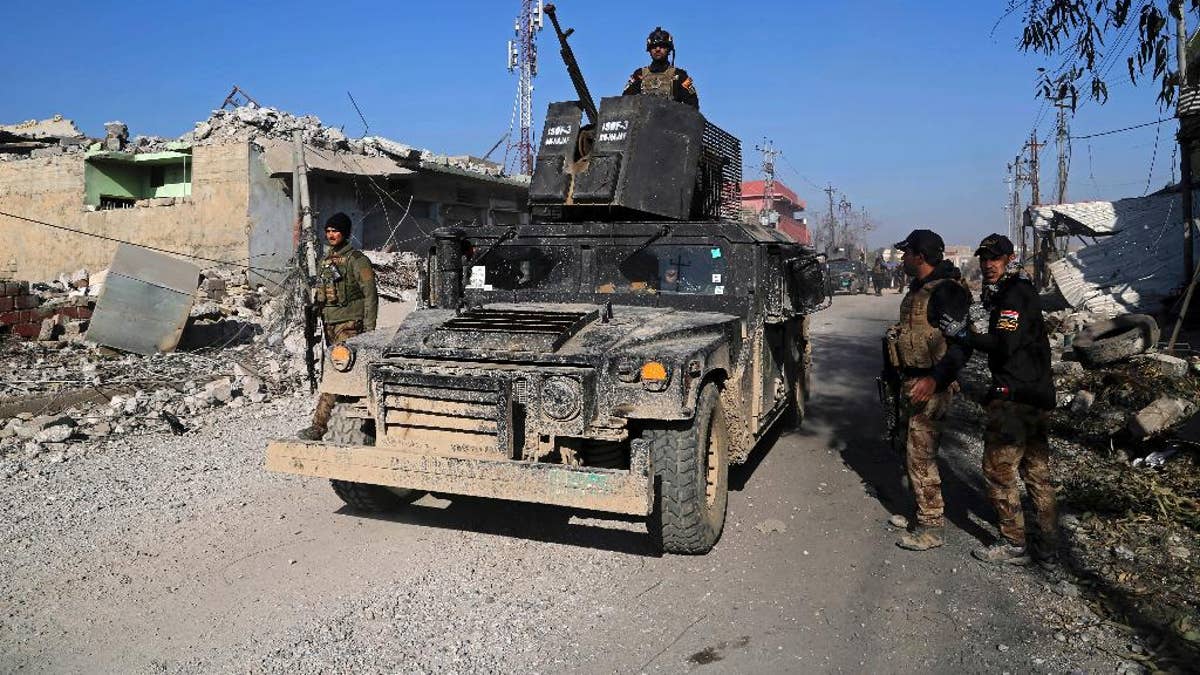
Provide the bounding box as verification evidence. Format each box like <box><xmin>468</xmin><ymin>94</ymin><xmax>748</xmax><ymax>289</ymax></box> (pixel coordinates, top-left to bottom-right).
<box><xmin>828</xmin><ymin>258</ymin><xmax>868</xmax><ymax>295</ymax></box>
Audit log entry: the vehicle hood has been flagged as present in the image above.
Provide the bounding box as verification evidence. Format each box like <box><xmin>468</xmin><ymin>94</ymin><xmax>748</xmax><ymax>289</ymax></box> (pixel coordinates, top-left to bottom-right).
<box><xmin>384</xmin><ymin>302</ymin><xmax>740</xmax><ymax>365</ymax></box>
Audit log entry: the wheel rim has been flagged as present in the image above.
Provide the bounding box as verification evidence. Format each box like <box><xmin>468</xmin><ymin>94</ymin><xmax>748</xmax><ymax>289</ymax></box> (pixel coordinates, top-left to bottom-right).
<box><xmin>704</xmin><ymin>410</ymin><xmax>729</xmax><ymax>507</ymax></box>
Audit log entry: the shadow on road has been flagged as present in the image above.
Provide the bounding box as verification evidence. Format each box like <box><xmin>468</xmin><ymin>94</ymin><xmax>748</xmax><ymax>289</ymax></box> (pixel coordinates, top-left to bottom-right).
<box><xmin>806</xmin><ymin>326</ymin><xmax>995</xmax><ymax>544</ymax></box>
<box><xmin>336</xmin><ymin>496</ymin><xmax>660</xmax><ymax>557</ymax></box>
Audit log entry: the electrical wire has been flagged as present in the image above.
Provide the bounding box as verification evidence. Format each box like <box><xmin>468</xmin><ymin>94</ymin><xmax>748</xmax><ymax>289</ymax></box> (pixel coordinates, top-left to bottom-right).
<box><xmin>0</xmin><ymin>209</ymin><xmax>287</xmax><ymax>275</ymax></box>
<box><xmin>1070</xmin><ymin>118</ymin><xmax>1171</xmax><ymax>139</ymax></box>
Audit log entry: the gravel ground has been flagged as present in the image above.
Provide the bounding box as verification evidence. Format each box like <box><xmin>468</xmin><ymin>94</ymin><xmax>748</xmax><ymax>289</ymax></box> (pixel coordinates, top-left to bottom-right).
<box><xmin>0</xmin><ymin>294</ymin><xmax>1163</xmax><ymax>673</ymax></box>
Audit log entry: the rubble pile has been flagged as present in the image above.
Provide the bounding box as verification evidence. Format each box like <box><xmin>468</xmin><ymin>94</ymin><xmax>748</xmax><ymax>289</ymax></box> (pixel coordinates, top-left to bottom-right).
<box><xmin>1036</xmin><ymin>311</ymin><xmax>1200</xmax><ymax>661</ymax></box>
<box><xmin>362</xmin><ymin>250</ymin><xmax>421</xmax><ymax>300</ymax></box>
<box><xmin>0</xmin><ymin>279</ymin><xmax>94</xmax><ymax>342</ymax></box>
<box><xmin>0</xmin><ymin>270</ymin><xmax>315</xmax><ymax>476</ymax></box>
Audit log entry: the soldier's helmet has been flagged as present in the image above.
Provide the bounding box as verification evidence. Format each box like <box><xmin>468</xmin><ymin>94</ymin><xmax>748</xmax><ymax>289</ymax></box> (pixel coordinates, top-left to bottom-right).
<box><xmin>646</xmin><ymin>26</ymin><xmax>674</xmax><ymax>53</ymax></box>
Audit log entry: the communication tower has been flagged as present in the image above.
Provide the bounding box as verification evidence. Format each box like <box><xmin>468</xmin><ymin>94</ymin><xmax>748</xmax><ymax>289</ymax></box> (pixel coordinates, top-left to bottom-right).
<box><xmin>506</xmin><ymin>0</ymin><xmax>543</xmax><ymax>175</ymax></box>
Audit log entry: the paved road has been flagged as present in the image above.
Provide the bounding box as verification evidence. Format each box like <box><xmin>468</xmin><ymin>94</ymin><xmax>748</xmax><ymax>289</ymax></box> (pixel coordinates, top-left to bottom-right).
<box><xmin>1</xmin><ymin>293</ymin><xmax>1122</xmax><ymax>673</ymax></box>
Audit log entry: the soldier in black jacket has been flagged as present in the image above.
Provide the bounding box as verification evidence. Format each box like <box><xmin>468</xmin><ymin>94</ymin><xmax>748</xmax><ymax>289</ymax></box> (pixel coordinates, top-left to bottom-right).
<box><xmin>939</xmin><ymin>234</ymin><xmax>1058</xmax><ymax>569</ymax></box>
<box><xmin>623</xmin><ymin>27</ymin><xmax>699</xmax><ymax>108</ymax></box>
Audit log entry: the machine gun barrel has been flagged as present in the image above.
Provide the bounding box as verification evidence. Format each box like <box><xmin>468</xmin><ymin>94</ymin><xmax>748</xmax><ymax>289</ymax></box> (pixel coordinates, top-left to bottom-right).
<box><xmin>543</xmin><ymin>4</ymin><xmax>599</xmax><ymax>125</ymax></box>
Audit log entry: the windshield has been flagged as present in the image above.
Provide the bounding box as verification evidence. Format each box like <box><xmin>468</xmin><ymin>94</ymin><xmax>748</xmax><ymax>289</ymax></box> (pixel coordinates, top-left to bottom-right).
<box><xmin>464</xmin><ymin>245</ymin><xmax>578</xmax><ymax>292</ymax></box>
<box><xmin>596</xmin><ymin>244</ymin><xmax>729</xmax><ymax>295</ymax></box>
<box><xmin>461</xmin><ymin>242</ymin><xmax>731</xmax><ymax>296</ymax></box>
<box><xmin>828</xmin><ymin>260</ymin><xmax>857</xmax><ymax>273</ymax></box>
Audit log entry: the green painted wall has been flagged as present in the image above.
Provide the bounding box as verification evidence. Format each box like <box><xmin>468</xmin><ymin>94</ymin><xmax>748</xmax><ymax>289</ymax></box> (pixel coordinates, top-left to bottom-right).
<box><xmin>84</xmin><ymin>153</ymin><xmax>192</xmax><ymax>205</ymax></box>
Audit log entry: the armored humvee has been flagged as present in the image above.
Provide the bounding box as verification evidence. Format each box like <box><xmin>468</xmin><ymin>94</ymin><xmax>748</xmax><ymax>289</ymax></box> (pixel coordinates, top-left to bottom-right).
<box><xmin>266</xmin><ymin>18</ymin><xmax>828</xmax><ymax>555</ymax></box>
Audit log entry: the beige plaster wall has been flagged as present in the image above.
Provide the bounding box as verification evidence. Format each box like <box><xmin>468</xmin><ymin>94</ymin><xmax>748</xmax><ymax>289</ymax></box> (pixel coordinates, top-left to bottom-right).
<box><xmin>0</xmin><ymin>143</ymin><xmax>253</xmax><ymax>281</ymax></box>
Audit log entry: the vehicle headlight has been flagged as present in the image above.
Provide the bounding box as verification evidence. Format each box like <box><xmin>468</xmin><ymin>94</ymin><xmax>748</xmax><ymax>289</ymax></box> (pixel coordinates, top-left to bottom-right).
<box><xmin>640</xmin><ymin>361</ymin><xmax>671</xmax><ymax>392</ymax></box>
<box><xmin>541</xmin><ymin>376</ymin><xmax>583</xmax><ymax>420</ymax></box>
<box><xmin>329</xmin><ymin>343</ymin><xmax>356</xmax><ymax>372</ymax></box>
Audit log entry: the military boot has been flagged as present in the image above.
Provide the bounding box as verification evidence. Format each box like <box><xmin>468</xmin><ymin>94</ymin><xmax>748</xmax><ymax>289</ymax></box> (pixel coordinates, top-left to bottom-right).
<box><xmin>297</xmin><ymin>393</ymin><xmax>336</xmax><ymax>441</ymax></box>
<box><xmin>971</xmin><ymin>541</ymin><xmax>1031</xmax><ymax>565</ymax></box>
<box><xmin>897</xmin><ymin>525</ymin><xmax>944</xmax><ymax>551</ymax></box>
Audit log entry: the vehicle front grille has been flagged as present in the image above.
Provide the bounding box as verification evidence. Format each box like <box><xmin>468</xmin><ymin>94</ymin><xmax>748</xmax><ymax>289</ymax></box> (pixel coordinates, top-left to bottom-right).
<box><xmin>377</xmin><ymin>371</ymin><xmax>510</xmax><ymax>457</ymax></box>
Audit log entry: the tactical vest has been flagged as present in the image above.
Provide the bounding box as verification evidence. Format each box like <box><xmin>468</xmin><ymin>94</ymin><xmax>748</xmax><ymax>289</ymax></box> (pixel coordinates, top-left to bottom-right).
<box><xmin>895</xmin><ymin>278</ymin><xmax>950</xmax><ymax>370</ymax></box>
<box><xmin>640</xmin><ymin>66</ymin><xmax>676</xmax><ymax>99</ymax></box>
<box><xmin>318</xmin><ymin>249</ymin><xmax>366</xmax><ymax>309</ymax></box>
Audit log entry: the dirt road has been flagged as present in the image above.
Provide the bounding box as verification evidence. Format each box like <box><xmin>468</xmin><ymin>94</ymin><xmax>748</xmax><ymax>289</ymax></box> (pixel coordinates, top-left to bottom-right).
<box><xmin>1</xmin><ymin>294</ymin><xmax>1133</xmax><ymax>673</ymax></box>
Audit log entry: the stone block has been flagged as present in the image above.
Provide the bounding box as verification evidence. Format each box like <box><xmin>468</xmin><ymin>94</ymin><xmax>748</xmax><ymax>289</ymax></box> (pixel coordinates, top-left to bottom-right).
<box><xmin>204</xmin><ymin>378</ymin><xmax>234</xmax><ymax>404</ymax></box>
<box><xmin>14</xmin><ymin>295</ymin><xmax>39</xmax><ymax>310</ymax></box>
<box><xmin>37</xmin><ymin>315</ymin><xmax>62</xmax><ymax>341</ymax></box>
<box><xmin>1132</xmin><ymin>353</ymin><xmax>1190</xmax><ymax>378</ymax></box>
<box><xmin>1052</xmin><ymin>360</ymin><xmax>1084</xmax><ymax>376</ymax></box>
<box><xmin>0</xmin><ymin>297</ymin><xmax>12</xmax><ymax>312</ymax></box>
<box><xmin>1128</xmin><ymin>396</ymin><xmax>1191</xmax><ymax>439</ymax></box>
<box><xmin>1070</xmin><ymin>390</ymin><xmax>1096</xmax><ymax>414</ymax></box>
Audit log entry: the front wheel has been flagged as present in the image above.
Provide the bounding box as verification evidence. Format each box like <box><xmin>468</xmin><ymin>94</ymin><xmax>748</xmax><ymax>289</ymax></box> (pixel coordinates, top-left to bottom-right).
<box><xmin>645</xmin><ymin>384</ymin><xmax>729</xmax><ymax>554</ymax></box>
<box><xmin>325</xmin><ymin>402</ymin><xmax>419</xmax><ymax>512</ymax></box>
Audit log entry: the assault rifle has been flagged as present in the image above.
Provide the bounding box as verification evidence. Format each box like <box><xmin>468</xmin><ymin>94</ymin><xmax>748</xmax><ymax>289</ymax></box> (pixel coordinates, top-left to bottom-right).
<box><xmin>877</xmin><ymin>330</ymin><xmax>904</xmax><ymax>457</ymax></box>
<box><xmin>544</xmin><ymin>4</ymin><xmax>599</xmax><ymax>125</ymax></box>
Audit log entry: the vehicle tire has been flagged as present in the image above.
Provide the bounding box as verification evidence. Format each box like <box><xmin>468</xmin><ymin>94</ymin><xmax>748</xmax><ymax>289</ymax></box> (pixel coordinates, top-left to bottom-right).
<box><xmin>326</xmin><ymin>402</ymin><xmax>418</xmax><ymax>512</ymax></box>
<box><xmin>646</xmin><ymin>384</ymin><xmax>729</xmax><ymax>554</ymax></box>
<box><xmin>783</xmin><ymin>321</ymin><xmax>809</xmax><ymax>428</ymax></box>
<box><xmin>1072</xmin><ymin>314</ymin><xmax>1160</xmax><ymax>366</ymax></box>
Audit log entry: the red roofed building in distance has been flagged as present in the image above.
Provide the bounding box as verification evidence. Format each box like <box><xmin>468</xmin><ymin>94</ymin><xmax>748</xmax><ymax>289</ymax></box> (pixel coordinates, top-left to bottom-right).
<box><xmin>739</xmin><ymin>179</ymin><xmax>810</xmax><ymax>244</ymax></box>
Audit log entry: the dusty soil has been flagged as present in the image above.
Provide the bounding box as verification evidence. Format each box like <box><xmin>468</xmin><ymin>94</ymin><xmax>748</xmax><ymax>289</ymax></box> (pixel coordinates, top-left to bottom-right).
<box><xmin>0</xmin><ymin>294</ymin><xmax>1159</xmax><ymax>672</ymax></box>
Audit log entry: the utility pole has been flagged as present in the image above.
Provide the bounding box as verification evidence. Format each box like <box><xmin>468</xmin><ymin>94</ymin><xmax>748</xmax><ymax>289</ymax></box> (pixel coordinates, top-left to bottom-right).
<box><xmin>1177</xmin><ymin>10</ymin><xmax>1194</xmax><ymax>285</ymax></box>
<box><xmin>824</xmin><ymin>184</ymin><xmax>837</xmax><ymax>253</ymax></box>
<box><xmin>755</xmin><ymin>139</ymin><xmax>781</xmax><ymax>228</ymax></box>
<box><xmin>1024</xmin><ymin>131</ymin><xmax>1043</xmax><ymax>206</ymax></box>
<box><xmin>1055</xmin><ymin>93</ymin><xmax>1073</xmax><ymax>204</ymax></box>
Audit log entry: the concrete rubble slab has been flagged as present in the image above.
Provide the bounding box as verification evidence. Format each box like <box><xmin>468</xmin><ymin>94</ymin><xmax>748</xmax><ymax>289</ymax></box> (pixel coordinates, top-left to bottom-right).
<box><xmin>85</xmin><ymin>244</ymin><xmax>199</xmax><ymax>355</ymax></box>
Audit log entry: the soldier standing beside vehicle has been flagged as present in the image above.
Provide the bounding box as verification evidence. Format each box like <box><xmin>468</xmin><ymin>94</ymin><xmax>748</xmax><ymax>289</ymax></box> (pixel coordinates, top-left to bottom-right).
<box><xmin>887</xmin><ymin>229</ymin><xmax>973</xmax><ymax>551</ymax></box>
<box><xmin>623</xmin><ymin>27</ymin><xmax>699</xmax><ymax>108</ymax></box>
<box><xmin>938</xmin><ymin>234</ymin><xmax>1058</xmax><ymax>568</ymax></box>
<box><xmin>871</xmin><ymin>256</ymin><xmax>888</xmax><ymax>296</ymax></box>
<box><xmin>296</xmin><ymin>212</ymin><xmax>378</xmax><ymax>441</ymax></box>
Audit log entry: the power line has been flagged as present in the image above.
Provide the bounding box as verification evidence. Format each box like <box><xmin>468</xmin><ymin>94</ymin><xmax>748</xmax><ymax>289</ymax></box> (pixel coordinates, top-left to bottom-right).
<box><xmin>1070</xmin><ymin>118</ymin><xmax>1170</xmax><ymax>139</ymax></box>
<box><xmin>0</xmin><ymin>209</ymin><xmax>287</xmax><ymax>275</ymax></box>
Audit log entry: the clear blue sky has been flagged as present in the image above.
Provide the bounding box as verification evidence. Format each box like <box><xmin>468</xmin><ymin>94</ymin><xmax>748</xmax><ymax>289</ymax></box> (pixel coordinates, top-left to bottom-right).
<box><xmin>0</xmin><ymin>0</ymin><xmax>1185</xmax><ymax>248</ymax></box>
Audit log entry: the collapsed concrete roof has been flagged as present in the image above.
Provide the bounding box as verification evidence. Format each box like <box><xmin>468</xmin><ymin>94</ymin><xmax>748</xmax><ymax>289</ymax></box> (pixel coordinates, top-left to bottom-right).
<box><xmin>1</xmin><ymin>106</ymin><xmax>529</xmax><ymax>184</ymax></box>
<box><xmin>1048</xmin><ymin>190</ymin><xmax>1192</xmax><ymax>317</ymax></box>
<box><xmin>0</xmin><ymin>115</ymin><xmax>84</xmax><ymax>141</ymax></box>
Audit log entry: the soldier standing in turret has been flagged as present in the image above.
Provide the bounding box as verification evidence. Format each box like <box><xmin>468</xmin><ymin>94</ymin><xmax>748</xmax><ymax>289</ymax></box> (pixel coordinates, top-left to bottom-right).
<box><xmin>623</xmin><ymin>27</ymin><xmax>699</xmax><ymax>108</ymax></box>
<box><xmin>297</xmin><ymin>212</ymin><xmax>378</xmax><ymax>441</ymax></box>
<box><xmin>887</xmin><ymin>229</ymin><xmax>973</xmax><ymax>551</ymax></box>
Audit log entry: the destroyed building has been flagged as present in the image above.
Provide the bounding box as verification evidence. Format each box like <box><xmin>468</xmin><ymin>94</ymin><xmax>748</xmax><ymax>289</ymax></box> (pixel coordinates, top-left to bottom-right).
<box><xmin>0</xmin><ymin>108</ymin><xmax>530</xmax><ymax>286</ymax></box>
<box><xmin>1029</xmin><ymin>190</ymin><xmax>1198</xmax><ymax>317</ymax></box>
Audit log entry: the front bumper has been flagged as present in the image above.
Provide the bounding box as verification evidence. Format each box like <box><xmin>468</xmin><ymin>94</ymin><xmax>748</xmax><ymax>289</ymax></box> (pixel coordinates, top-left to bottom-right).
<box><xmin>265</xmin><ymin>440</ymin><xmax>653</xmax><ymax>516</ymax></box>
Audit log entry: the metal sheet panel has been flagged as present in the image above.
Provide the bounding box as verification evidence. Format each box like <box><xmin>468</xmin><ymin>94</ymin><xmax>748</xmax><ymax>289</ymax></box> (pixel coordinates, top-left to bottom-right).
<box><xmin>87</xmin><ymin>244</ymin><xmax>198</xmax><ymax>355</ymax></box>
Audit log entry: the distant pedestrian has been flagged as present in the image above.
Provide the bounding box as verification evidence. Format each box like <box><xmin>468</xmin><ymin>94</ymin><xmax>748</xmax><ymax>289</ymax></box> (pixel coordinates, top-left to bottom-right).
<box><xmin>871</xmin><ymin>256</ymin><xmax>887</xmax><ymax>296</ymax></box>
<box><xmin>938</xmin><ymin>234</ymin><xmax>1057</xmax><ymax>569</ymax></box>
<box><xmin>886</xmin><ymin>229</ymin><xmax>973</xmax><ymax>551</ymax></box>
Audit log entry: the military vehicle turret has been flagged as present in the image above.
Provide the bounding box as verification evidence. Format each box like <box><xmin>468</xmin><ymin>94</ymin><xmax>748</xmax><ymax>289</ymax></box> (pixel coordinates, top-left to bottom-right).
<box><xmin>266</xmin><ymin>8</ymin><xmax>829</xmax><ymax>553</ymax></box>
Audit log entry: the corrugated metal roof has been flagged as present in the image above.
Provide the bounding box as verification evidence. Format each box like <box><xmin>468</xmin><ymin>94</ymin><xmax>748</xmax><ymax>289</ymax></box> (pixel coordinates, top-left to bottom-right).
<box><xmin>1047</xmin><ymin>190</ymin><xmax>1193</xmax><ymax>317</ymax></box>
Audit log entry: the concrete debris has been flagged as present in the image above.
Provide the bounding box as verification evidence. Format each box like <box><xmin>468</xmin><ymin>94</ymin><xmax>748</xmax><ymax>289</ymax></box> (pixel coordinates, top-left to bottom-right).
<box><xmin>1128</xmin><ymin>397</ymin><xmax>1192</xmax><ymax>439</ymax></box>
<box><xmin>363</xmin><ymin>250</ymin><xmax>421</xmax><ymax>300</ymax></box>
<box><xmin>1132</xmin><ymin>447</ymin><xmax>1179</xmax><ymax>468</ymax></box>
<box><xmin>1070</xmin><ymin>390</ymin><xmax>1096</xmax><ymax>414</ymax></box>
<box><xmin>103</xmin><ymin>121</ymin><xmax>128</xmax><ymax>152</ymax></box>
<box><xmin>1131</xmin><ymin>353</ymin><xmax>1190</xmax><ymax>379</ymax></box>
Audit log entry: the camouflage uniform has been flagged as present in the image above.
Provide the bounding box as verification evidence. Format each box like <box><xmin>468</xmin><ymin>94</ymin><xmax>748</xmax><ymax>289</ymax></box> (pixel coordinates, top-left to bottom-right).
<box><xmin>306</xmin><ymin>241</ymin><xmax>378</xmax><ymax>435</ymax></box>
<box><xmin>983</xmin><ymin>400</ymin><xmax>1056</xmax><ymax>551</ymax></box>
<box><xmin>900</xmin><ymin>379</ymin><xmax>953</xmax><ymax>528</ymax></box>
<box><xmin>893</xmin><ymin>277</ymin><xmax>957</xmax><ymax>529</ymax></box>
